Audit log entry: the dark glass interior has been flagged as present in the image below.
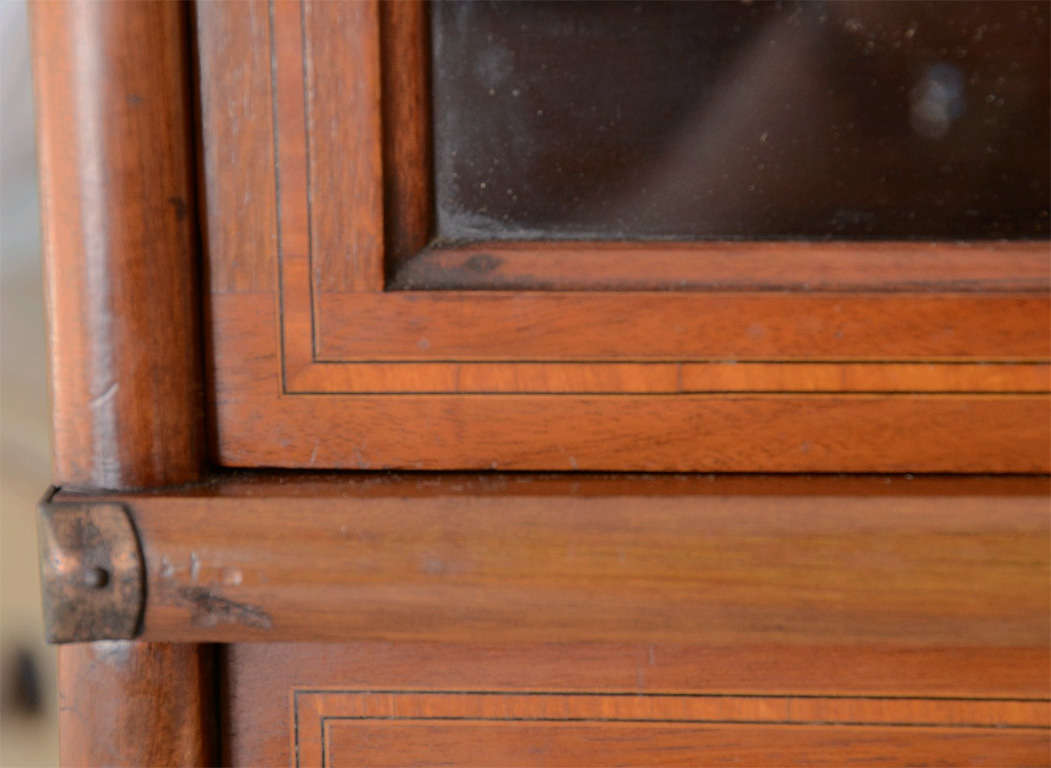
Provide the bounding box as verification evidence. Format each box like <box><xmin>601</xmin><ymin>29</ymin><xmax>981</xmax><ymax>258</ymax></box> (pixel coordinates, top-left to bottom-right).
<box><xmin>430</xmin><ymin>1</ymin><xmax>1049</xmax><ymax>241</ymax></box>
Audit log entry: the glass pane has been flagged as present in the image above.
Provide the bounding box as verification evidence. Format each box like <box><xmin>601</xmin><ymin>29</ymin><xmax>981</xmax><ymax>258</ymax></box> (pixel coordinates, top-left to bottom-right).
<box><xmin>431</xmin><ymin>1</ymin><xmax>1050</xmax><ymax>240</ymax></box>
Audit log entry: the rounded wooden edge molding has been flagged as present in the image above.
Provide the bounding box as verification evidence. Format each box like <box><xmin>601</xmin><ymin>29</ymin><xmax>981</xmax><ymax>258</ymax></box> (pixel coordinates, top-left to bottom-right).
<box><xmin>31</xmin><ymin>0</ymin><xmax>204</xmax><ymax>489</ymax></box>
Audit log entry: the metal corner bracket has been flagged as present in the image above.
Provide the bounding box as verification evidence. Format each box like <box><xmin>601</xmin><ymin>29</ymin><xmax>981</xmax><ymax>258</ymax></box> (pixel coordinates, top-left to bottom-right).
<box><xmin>37</xmin><ymin>488</ymin><xmax>145</xmax><ymax>644</ymax></box>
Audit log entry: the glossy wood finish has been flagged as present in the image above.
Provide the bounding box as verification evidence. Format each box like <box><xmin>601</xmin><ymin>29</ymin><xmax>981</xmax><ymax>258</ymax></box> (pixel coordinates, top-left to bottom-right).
<box><xmin>218</xmin><ymin>240</ymin><xmax>1051</xmax><ymax>468</ymax></box>
<box><xmin>307</xmin><ymin>292</ymin><xmax>1048</xmax><ymax>361</ymax></box>
<box><xmin>58</xmin><ymin>642</ymin><xmax>213</xmax><ymax>767</ymax></box>
<box><xmin>225</xmin><ymin>642</ymin><xmax>1050</xmax><ymax>766</ymax></box>
<box><xmin>394</xmin><ymin>240</ymin><xmax>1051</xmax><ymax>291</ymax></box>
<box><xmin>195</xmin><ymin>0</ymin><xmax>276</xmax><ymax>296</ymax></box>
<box><xmin>299</xmin><ymin>690</ymin><xmax>1048</xmax><ymax>767</ymax></box>
<box><xmin>197</xmin><ymin>0</ymin><xmax>1051</xmax><ymax>472</ymax></box>
<box><xmin>216</xmin><ymin>304</ymin><xmax>1049</xmax><ymax>469</ymax></box>
<box><xmin>31</xmin><ymin>5</ymin><xmax>214</xmax><ymax>765</ymax></box>
<box><xmin>380</xmin><ymin>0</ymin><xmax>433</xmax><ymax>274</ymax></box>
<box><xmin>55</xmin><ymin>474</ymin><xmax>1050</xmax><ymax>657</ymax></box>
<box><xmin>300</xmin><ymin>0</ymin><xmax>385</xmax><ymax>293</ymax></box>
<box><xmin>32</xmin><ymin>0</ymin><xmax>203</xmax><ymax>490</ymax></box>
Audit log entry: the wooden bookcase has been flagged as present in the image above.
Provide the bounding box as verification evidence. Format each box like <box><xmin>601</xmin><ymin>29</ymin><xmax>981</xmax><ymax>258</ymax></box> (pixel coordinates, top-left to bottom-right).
<box><xmin>30</xmin><ymin>1</ymin><xmax>1050</xmax><ymax>765</ymax></box>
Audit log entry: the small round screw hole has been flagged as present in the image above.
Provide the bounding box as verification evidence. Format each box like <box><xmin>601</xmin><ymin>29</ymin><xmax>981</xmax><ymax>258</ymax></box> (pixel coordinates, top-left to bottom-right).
<box><xmin>82</xmin><ymin>567</ymin><xmax>110</xmax><ymax>589</ymax></box>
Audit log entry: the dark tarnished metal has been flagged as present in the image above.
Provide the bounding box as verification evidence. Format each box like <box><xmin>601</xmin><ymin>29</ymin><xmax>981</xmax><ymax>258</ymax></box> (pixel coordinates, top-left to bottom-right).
<box><xmin>37</xmin><ymin>490</ymin><xmax>144</xmax><ymax>643</ymax></box>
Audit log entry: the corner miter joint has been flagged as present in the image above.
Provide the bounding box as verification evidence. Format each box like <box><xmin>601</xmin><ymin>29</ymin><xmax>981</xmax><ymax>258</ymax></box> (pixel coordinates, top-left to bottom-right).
<box><xmin>37</xmin><ymin>490</ymin><xmax>144</xmax><ymax>643</ymax></box>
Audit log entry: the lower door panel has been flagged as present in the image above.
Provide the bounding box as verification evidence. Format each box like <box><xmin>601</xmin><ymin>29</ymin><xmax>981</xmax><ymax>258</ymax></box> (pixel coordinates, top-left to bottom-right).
<box><xmin>225</xmin><ymin>643</ymin><xmax>1049</xmax><ymax>767</ymax></box>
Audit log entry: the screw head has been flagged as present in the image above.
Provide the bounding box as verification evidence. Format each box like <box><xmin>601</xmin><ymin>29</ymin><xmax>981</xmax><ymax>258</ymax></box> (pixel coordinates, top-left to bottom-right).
<box><xmin>82</xmin><ymin>567</ymin><xmax>110</xmax><ymax>589</ymax></box>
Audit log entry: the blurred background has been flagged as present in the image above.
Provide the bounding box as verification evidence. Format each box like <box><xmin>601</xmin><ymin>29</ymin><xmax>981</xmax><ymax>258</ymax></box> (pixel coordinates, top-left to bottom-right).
<box><xmin>1</xmin><ymin>0</ymin><xmax>61</xmax><ymax>763</ymax></box>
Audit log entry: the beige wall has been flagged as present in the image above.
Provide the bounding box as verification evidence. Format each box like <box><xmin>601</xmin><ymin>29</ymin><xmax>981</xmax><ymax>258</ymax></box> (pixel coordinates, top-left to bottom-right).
<box><xmin>1</xmin><ymin>0</ymin><xmax>60</xmax><ymax>763</ymax></box>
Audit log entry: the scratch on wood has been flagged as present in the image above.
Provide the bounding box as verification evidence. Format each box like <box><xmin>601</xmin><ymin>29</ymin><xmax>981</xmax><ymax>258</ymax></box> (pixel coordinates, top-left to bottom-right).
<box><xmin>88</xmin><ymin>382</ymin><xmax>118</xmax><ymax>410</ymax></box>
<box><xmin>175</xmin><ymin>586</ymin><xmax>272</xmax><ymax>630</ymax></box>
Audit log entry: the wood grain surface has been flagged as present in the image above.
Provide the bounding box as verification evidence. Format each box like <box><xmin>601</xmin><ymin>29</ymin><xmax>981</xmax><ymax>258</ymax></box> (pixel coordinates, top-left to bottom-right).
<box><xmin>58</xmin><ymin>642</ymin><xmax>214</xmax><ymax>767</ymax></box>
<box><xmin>32</xmin><ymin>0</ymin><xmax>204</xmax><ymax>490</ymax></box>
<box><xmin>308</xmin><ymin>291</ymin><xmax>1049</xmax><ymax>361</ymax></box>
<box><xmin>214</xmin><ymin>299</ymin><xmax>1050</xmax><ymax>471</ymax></box>
<box><xmin>394</xmin><ymin>240</ymin><xmax>1051</xmax><ymax>292</ymax></box>
<box><xmin>300</xmin><ymin>690</ymin><xmax>1049</xmax><ymax>768</ymax></box>
<box><xmin>298</xmin><ymin>0</ymin><xmax>385</xmax><ymax>293</ymax></box>
<box><xmin>317</xmin><ymin>720</ymin><xmax>1048</xmax><ymax>768</ymax></box>
<box><xmin>56</xmin><ymin>474</ymin><xmax>1050</xmax><ymax>655</ymax></box>
<box><xmin>224</xmin><ymin>641</ymin><xmax>1050</xmax><ymax>767</ymax></box>
<box><xmin>195</xmin><ymin>0</ymin><xmax>276</xmax><ymax>295</ymax></box>
<box><xmin>32</xmin><ymin>7</ymin><xmax>215</xmax><ymax>765</ymax></box>
<box><xmin>380</xmin><ymin>0</ymin><xmax>433</xmax><ymax>275</ymax></box>
<box><xmin>36</xmin><ymin>2</ymin><xmax>1051</xmax><ymax>767</ymax></box>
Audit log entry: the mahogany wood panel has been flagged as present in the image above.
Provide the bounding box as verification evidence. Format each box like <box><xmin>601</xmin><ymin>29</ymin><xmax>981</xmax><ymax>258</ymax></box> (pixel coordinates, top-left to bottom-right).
<box><xmin>394</xmin><ymin>241</ymin><xmax>1051</xmax><ymax>291</ymax></box>
<box><xmin>58</xmin><ymin>642</ymin><xmax>214</xmax><ymax>767</ymax></box>
<box><xmin>308</xmin><ymin>291</ymin><xmax>1049</xmax><ymax>361</ymax></box>
<box><xmin>304</xmin><ymin>691</ymin><xmax>1049</xmax><ymax>768</ymax></box>
<box><xmin>299</xmin><ymin>0</ymin><xmax>385</xmax><ymax>293</ymax></box>
<box><xmin>195</xmin><ymin>0</ymin><xmax>276</xmax><ymax>294</ymax></box>
<box><xmin>32</xmin><ymin>0</ymin><xmax>204</xmax><ymax>489</ymax></box>
<box><xmin>215</xmin><ymin>302</ymin><xmax>1050</xmax><ymax>470</ymax></box>
<box><xmin>286</xmin><ymin>360</ymin><xmax>1050</xmax><ymax>394</ymax></box>
<box><xmin>56</xmin><ymin>474</ymin><xmax>1050</xmax><ymax>654</ymax></box>
<box><xmin>224</xmin><ymin>642</ymin><xmax>1051</xmax><ymax>767</ymax></box>
<box><xmin>197</xmin><ymin>0</ymin><xmax>1051</xmax><ymax>471</ymax></box>
<box><xmin>214</xmin><ymin>292</ymin><xmax>1050</xmax><ymax>471</ymax></box>
<box><xmin>320</xmin><ymin>722</ymin><xmax>1048</xmax><ymax>768</ymax></box>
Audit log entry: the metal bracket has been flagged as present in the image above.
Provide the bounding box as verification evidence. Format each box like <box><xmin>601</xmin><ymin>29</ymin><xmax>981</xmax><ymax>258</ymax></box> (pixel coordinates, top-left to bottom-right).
<box><xmin>37</xmin><ymin>489</ymin><xmax>145</xmax><ymax>643</ymax></box>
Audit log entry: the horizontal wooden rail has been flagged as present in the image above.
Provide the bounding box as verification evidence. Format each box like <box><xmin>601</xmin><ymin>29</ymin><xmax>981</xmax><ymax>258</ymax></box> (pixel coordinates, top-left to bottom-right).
<box><xmin>44</xmin><ymin>473</ymin><xmax>1049</xmax><ymax>664</ymax></box>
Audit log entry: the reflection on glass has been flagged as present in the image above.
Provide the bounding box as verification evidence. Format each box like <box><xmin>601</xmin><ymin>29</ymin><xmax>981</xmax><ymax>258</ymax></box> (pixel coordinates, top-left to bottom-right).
<box><xmin>431</xmin><ymin>1</ymin><xmax>1049</xmax><ymax>240</ymax></box>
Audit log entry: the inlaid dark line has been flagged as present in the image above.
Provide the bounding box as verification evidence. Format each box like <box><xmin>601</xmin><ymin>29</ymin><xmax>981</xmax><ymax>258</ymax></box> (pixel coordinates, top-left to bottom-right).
<box><xmin>269</xmin><ymin>0</ymin><xmax>288</xmax><ymax>397</ymax></box>
<box><xmin>299</xmin><ymin>0</ymin><xmax>318</xmax><ymax>362</ymax></box>
<box><xmin>282</xmin><ymin>389</ymin><xmax>1049</xmax><ymax>397</ymax></box>
<box><xmin>295</xmin><ymin>689</ymin><xmax>1050</xmax><ymax>763</ymax></box>
<box><xmin>293</xmin><ymin>688</ymin><xmax>1051</xmax><ymax>703</ymax></box>
<box><xmin>319</xmin><ymin>714</ymin><xmax>1049</xmax><ymax>731</ymax></box>
<box><xmin>307</xmin><ymin>359</ymin><xmax>1050</xmax><ymax>365</ymax></box>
